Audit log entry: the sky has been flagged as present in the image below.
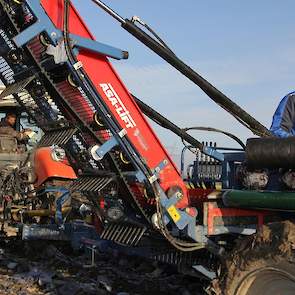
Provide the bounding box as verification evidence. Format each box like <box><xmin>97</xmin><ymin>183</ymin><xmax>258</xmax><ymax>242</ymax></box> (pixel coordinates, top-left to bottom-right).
<box><xmin>72</xmin><ymin>0</ymin><xmax>295</xmax><ymax>167</ymax></box>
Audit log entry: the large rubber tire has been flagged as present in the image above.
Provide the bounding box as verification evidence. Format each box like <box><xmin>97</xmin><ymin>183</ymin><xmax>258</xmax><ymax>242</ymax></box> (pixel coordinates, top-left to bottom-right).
<box><xmin>216</xmin><ymin>221</ymin><xmax>295</xmax><ymax>295</ymax></box>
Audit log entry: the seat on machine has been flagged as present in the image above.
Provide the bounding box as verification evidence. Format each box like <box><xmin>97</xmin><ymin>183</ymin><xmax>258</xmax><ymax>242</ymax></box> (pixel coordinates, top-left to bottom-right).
<box><xmin>0</xmin><ymin>135</ymin><xmax>27</xmax><ymax>171</ymax></box>
<box><xmin>0</xmin><ymin>135</ymin><xmax>18</xmax><ymax>153</ymax></box>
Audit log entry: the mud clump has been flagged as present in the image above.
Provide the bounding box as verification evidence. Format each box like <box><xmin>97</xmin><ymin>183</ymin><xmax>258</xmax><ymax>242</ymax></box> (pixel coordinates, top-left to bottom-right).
<box><xmin>215</xmin><ymin>220</ymin><xmax>295</xmax><ymax>295</ymax></box>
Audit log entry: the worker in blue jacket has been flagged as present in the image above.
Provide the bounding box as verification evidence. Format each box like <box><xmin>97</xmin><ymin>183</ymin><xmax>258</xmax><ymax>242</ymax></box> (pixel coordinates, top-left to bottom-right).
<box><xmin>270</xmin><ymin>91</ymin><xmax>295</xmax><ymax>137</ymax></box>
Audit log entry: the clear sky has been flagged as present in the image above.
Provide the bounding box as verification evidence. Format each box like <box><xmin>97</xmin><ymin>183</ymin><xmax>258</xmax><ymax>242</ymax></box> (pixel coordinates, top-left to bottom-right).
<box><xmin>72</xmin><ymin>0</ymin><xmax>295</xmax><ymax>166</ymax></box>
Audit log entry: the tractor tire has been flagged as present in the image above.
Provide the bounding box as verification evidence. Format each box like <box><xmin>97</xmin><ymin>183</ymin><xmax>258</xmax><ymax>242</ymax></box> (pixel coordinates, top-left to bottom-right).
<box><xmin>215</xmin><ymin>220</ymin><xmax>295</xmax><ymax>295</ymax></box>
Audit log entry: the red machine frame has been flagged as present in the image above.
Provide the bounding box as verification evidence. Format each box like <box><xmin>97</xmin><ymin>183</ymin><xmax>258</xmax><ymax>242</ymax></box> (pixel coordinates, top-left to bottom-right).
<box><xmin>41</xmin><ymin>0</ymin><xmax>189</xmax><ymax>207</ymax></box>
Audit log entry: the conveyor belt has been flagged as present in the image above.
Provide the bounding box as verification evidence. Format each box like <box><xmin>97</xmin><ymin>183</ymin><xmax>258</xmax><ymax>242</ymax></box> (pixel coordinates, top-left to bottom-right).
<box><xmin>0</xmin><ymin>1</ymin><xmax>153</xmax><ymax>230</ymax></box>
<box><xmin>101</xmin><ymin>222</ymin><xmax>146</xmax><ymax>246</ymax></box>
<box><xmin>38</xmin><ymin>127</ymin><xmax>77</xmax><ymax>147</ymax></box>
<box><xmin>70</xmin><ymin>176</ymin><xmax>113</xmax><ymax>193</ymax></box>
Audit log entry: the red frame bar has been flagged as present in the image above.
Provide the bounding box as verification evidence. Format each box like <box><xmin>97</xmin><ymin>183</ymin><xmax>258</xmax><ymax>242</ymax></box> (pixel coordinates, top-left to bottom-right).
<box><xmin>40</xmin><ymin>0</ymin><xmax>189</xmax><ymax>207</ymax></box>
<box><xmin>207</xmin><ymin>202</ymin><xmax>267</xmax><ymax>235</ymax></box>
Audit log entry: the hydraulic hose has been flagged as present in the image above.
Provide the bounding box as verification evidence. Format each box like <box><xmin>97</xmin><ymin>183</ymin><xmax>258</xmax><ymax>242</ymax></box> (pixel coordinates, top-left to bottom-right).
<box><xmin>122</xmin><ymin>20</ymin><xmax>271</xmax><ymax>138</ymax></box>
<box><xmin>90</xmin><ymin>0</ymin><xmax>271</xmax><ymax>138</ymax></box>
<box><xmin>132</xmin><ymin>94</ymin><xmax>204</xmax><ymax>150</ymax></box>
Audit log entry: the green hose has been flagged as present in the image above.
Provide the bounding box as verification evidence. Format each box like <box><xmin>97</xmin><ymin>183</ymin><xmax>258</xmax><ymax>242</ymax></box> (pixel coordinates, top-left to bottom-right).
<box><xmin>222</xmin><ymin>190</ymin><xmax>295</xmax><ymax>211</ymax></box>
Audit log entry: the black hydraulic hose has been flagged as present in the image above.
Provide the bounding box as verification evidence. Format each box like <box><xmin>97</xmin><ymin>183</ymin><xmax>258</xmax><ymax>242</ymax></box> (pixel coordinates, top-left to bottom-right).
<box><xmin>133</xmin><ymin>94</ymin><xmax>246</xmax><ymax>150</ymax></box>
<box><xmin>183</xmin><ymin>126</ymin><xmax>246</xmax><ymax>150</ymax></box>
<box><xmin>64</xmin><ymin>1</ymin><xmax>77</xmax><ymax>65</ymax></box>
<box><xmin>132</xmin><ymin>94</ymin><xmax>204</xmax><ymax>150</ymax></box>
<box><xmin>130</xmin><ymin>16</ymin><xmax>176</xmax><ymax>57</ymax></box>
<box><xmin>121</xmin><ymin>20</ymin><xmax>272</xmax><ymax>138</ymax></box>
<box><xmin>89</xmin><ymin>0</ymin><xmax>272</xmax><ymax>137</ymax></box>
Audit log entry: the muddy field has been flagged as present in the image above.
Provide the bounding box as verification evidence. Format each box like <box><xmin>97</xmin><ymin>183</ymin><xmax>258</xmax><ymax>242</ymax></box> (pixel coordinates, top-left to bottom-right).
<box><xmin>0</xmin><ymin>239</ymin><xmax>206</xmax><ymax>295</ymax></box>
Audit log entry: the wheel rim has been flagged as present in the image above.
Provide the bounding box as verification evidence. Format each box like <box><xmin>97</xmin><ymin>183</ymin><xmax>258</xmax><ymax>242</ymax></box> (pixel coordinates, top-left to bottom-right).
<box><xmin>236</xmin><ymin>267</ymin><xmax>295</xmax><ymax>295</ymax></box>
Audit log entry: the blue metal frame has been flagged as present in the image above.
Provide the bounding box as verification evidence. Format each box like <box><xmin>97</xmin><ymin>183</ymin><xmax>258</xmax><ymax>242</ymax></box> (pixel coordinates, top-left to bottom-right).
<box><xmin>55</xmin><ymin>190</ymin><xmax>71</xmax><ymax>226</ymax></box>
<box><xmin>221</xmin><ymin>152</ymin><xmax>245</xmax><ymax>188</ymax></box>
<box><xmin>92</xmin><ymin>136</ymin><xmax>119</xmax><ymax>160</ymax></box>
<box><xmin>13</xmin><ymin>0</ymin><xmax>61</xmax><ymax>47</ymax></box>
<box><xmin>203</xmin><ymin>145</ymin><xmax>224</xmax><ymax>162</ymax></box>
<box><xmin>70</xmin><ymin>33</ymin><xmax>128</xmax><ymax>60</ymax></box>
<box><xmin>157</xmin><ymin>183</ymin><xmax>200</xmax><ymax>242</ymax></box>
<box><xmin>13</xmin><ymin>0</ymin><xmax>127</xmax><ymax>60</ymax></box>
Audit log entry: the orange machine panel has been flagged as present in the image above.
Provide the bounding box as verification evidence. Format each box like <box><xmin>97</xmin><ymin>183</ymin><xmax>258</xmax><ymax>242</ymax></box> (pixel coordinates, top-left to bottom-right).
<box><xmin>34</xmin><ymin>147</ymin><xmax>77</xmax><ymax>186</ymax></box>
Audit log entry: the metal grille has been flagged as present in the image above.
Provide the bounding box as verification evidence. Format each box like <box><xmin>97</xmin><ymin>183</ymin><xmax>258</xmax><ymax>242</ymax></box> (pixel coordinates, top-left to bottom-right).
<box><xmin>38</xmin><ymin>128</ymin><xmax>77</xmax><ymax>147</ymax></box>
<box><xmin>0</xmin><ymin>75</ymin><xmax>35</xmax><ymax>99</ymax></box>
<box><xmin>0</xmin><ymin>56</ymin><xmax>15</xmax><ymax>84</ymax></box>
<box><xmin>55</xmin><ymin>81</ymin><xmax>112</xmax><ymax>141</ymax></box>
<box><xmin>152</xmin><ymin>250</ymin><xmax>199</xmax><ymax>265</ymax></box>
<box><xmin>101</xmin><ymin>223</ymin><xmax>146</xmax><ymax>246</ymax></box>
<box><xmin>69</xmin><ymin>176</ymin><xmax>113</xmax><ymax>193</ymax></box>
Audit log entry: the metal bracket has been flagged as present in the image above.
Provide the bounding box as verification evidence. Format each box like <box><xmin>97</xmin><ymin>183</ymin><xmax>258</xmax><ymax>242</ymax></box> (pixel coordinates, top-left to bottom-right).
<box><xmin>73</xmin><ymin>61</ymin><xmax>83</xmax><ymax>70</ymax></box>
<box><xmin>157</xmin><ymin>183</ymin><xmax>198</xmax><ymax>241</ymax></box>
<box><xmin>152</xmin><ymin>158</ymin><xmax>168</xmax><ymax>176</ymax></box>
<box><xmin>148</xmin><ymin>159</ymin><xmax>169</xmax><ymax>183</ymax></box>
<box><xmin>13</xmin><ymin>0</ymin><xmax>62</xmax><ymax>47</ymax></box>
<box><xmin>55</xmin><ymin>190</ymin><xmax>71</xmax><ymax>226</ymax></box>
<box><xmin>12</xmin><ymin>0</ymin><xmax>128</xmax><ymax>60</ymax></box>
<box><xmin>155</xmin><ymin>186</ymin><xmax>224</xmax><ymax>255</ymax></box>
<box><xmin>90</xmin><ymin>129</ymin><xmax>127</xmax><ymax>160</ymax></box>
<box><xmin>203</xmin><ymin>146</ymin><xmax>224</xmax><ymax>162</ymax></box>
<box><xmin>90</xmin><ymin>136</ymin><xmax>119</xmax><ymax>161</ymax></box>
<box><xmin>41</xmin><ymin>187</ymin><xmax>70</xmax><ymax>226</ymax></box>
<box><xmin>70</xmin><ymin>33</ymin><xmax>128</xmax><ymax>60</ymax></box>
<box><xmin>148</xmin><ymin>174</ymin><xmax>158</xmax><ymax>184</ymax></box>
<box><xmin>135</xmin><ymin>171</ymin><xmax>145</xmax><ymax>182</ymax></box>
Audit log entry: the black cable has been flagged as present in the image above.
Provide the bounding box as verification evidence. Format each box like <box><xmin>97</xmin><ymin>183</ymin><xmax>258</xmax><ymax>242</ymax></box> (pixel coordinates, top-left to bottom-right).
<box><xmin>181</xmin><ymin>126</ymin><xmax>246</xmax><ymax>155</ymax></box>
<box><xmin>132</xmin><ymin>18</ymin><xmax>176</xmax><ymax>56</ymax></box>
<box><xmin>120</xmin><ymin>20</ymin><xmax>272</xmax><ymax>138</ymax></box>
<box><xmin>132</xmin><ymin>94</ymin><xmax>204</xmax><ymax>150</ymax></box>
<box><xmin>63</xmin><ymin>0</ymin><xmax>76</xmax><ymax>65</ymax></box>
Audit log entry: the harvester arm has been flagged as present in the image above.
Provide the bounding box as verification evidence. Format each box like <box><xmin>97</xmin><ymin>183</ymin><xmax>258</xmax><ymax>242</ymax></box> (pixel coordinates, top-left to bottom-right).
<box><xmin>0</xmin><ymin>0</ymin><xmax>223</xmax><ymax>252</ymax></box>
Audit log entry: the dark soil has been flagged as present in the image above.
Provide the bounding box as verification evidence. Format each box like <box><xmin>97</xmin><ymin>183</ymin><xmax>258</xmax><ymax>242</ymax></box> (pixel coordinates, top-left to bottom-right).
<box><xmin>0</xmin><ymin>239</ymin><xmax>206</xmax><ymax>295</ymax></box>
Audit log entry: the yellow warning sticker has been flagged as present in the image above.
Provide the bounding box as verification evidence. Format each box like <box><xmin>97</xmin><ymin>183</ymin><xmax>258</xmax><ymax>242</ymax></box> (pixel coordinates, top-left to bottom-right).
<box><xmin>167</xmin><ymin>205</ymin><xmax>181</xmax><ymax>223</ymax></box>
